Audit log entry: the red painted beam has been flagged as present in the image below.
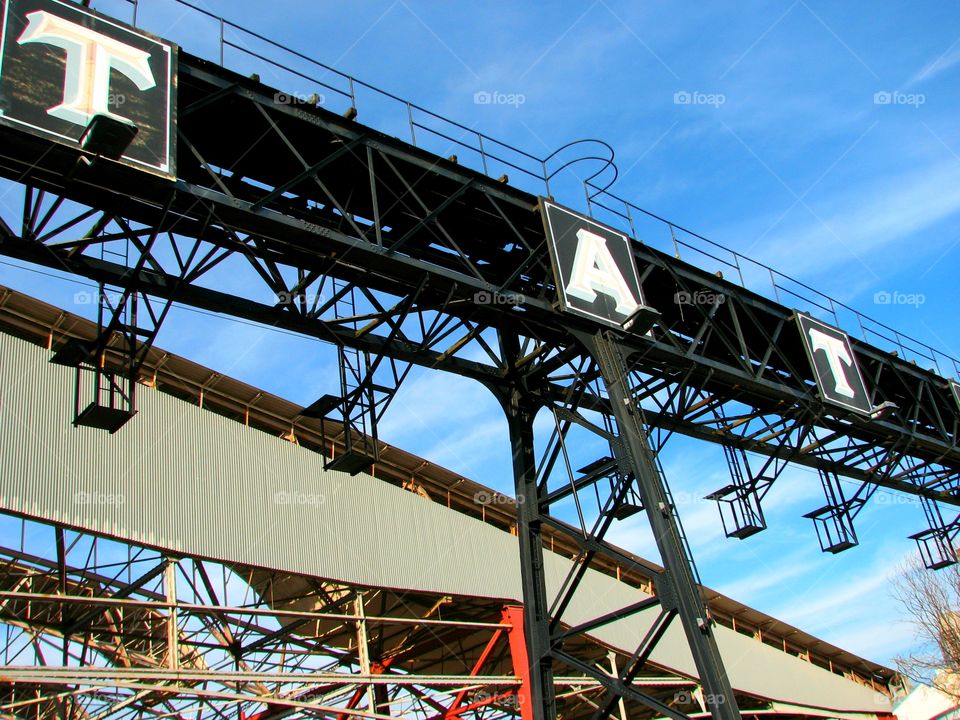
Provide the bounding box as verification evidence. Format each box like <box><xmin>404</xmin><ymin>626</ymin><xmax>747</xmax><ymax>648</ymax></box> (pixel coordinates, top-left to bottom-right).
<box><xmin>334</xmin><ymin>658</ymin><xmax>396</xmax><ymax>720</ymax></box>
<box><xmin>502</xmin><ymin>605</ymin><xmax>534</xmax><ymax>720</ymax></box>
<box><xmin>444</xmin><ymin>625</ymin><xmax>505</xmax><ymax>717</ymax></box>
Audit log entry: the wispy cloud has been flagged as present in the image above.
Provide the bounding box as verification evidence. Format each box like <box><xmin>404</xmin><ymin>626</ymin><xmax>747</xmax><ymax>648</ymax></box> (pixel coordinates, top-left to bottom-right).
<box><xmin>829</xmin><ymin>617</ymin><xmax>916</xmax><ymax>662</ymax></box>
<box><xmin>377</xmin><ymin>368</ymin><xmax>511</xmax><ymax>484</ymax></box>
<box><xmin>715</xmin><ymin>553</ymin><xmax>819</xmax><ymax>602</ymax></box>
<box><xmin>751</xmin><ymin>160</ymin><xmax>960</xmax><ymax>285</ymax></box>
<box><xmin>766</xmin><ymin>549</ymin><xmax>911</xmax><ymax>637</ymax></box>
<box><xmin>910</xmin><ymin>44</ymin><xmax>960</xmax><ymax>86</ymax></box>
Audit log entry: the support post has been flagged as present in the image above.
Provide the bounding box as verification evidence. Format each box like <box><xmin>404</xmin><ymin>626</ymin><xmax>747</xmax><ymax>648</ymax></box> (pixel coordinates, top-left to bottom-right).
<box><xmin>354</xmin><ymin>592</ymin><xmax>377</xmax><ymax>714</ymax></box>
<box><xmin>504</xmin><ymin>387</ymin><xmax>555</xmax><ymax>720</ymax></box>
<box><xmin>587</xmin><ymin>330</ymin><xmax>741</xmax><ymax>720</ymax></box>
<box><xmin>165</xmin><ymin>558</ymin><xmax>179</xmax><ymax>671</ymax></box>
<box><xmin>502</xmin><ymin>605</ymin><xmax>535</xmax><ymax>720</ymax></box>
<box><xmin>607</xmin><ymin>651</ymin><xmax>628</xmax><ymax>720</ymax></box>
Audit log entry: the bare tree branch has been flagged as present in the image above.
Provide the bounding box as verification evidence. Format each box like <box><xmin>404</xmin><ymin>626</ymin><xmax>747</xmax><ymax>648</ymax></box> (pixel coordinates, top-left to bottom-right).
<box><xmin>893</xmin><ymin>556</ymin><xmax>960</xmax><ymax>700</ymax></box>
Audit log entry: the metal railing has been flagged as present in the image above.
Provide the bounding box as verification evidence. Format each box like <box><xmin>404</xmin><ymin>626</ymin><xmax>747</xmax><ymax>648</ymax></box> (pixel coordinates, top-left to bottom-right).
<box><xmin>585</xmin><ymin>181</ymin><xmax>960</xmax><ymax>378</ymax></box>
<box><xmin>100</xmin><ymin>0</ymin><xmax>616</xmax><ymax>201</ymax></box>
<box><xmin>98</xmin><ymin>0</ymin><xmax>959</xmax><ymax>379</ymax></box>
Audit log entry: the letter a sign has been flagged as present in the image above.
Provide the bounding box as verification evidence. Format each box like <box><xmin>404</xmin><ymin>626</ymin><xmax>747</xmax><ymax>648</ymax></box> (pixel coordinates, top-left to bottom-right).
<box><xmin>0</xmin><ymin>0</ymin><xmax>176</xmax><ymax>177</ymax></box>
<box><xmin>796</xmin><ymin>313</ymin><xmax>872</xmax><ymax>414</ymax></box>
<box><xmin>542</xmin><ymin>199</ymin><xmax>646</xmax><ymax>328</ymax></box>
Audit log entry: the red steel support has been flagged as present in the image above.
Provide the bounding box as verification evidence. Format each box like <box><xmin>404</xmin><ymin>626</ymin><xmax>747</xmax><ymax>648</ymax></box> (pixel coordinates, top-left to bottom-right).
<box><xmin>441</xmin><ymin>691</ymin><xmax>518</xmax><ymax>719</ymax></box>
<box><xmin>502</xmin><ymin>605</ymin><xmax>535</xmax><ymax>720</ymax></box>
<box><xmin>333</xmin><ymin>658</ymin><xmax>396</xmax><ymax>720</ymax></box>
<box><xmin>444</xmin><ymin>625</ymin><xmax>505</xmax><ymax>717</ymax></box>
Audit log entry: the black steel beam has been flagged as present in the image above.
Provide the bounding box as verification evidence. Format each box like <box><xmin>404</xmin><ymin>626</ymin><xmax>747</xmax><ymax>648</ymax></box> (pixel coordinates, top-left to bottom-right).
<box><xmin>586</xmin><ymin>329</ymin><xmax>740</xmax><ymax>719</ymax></box>
<box><xmin>0</xmin><ymin>36</ymin><xmax>953</xmax><ymax>720</ymax></box>
<box><xmin>499</xmin><ymin>375</ymin><xmax>556</xmax><ymax>720</ymax></box>
<box><xmin>3</xmin><ymin>232</ymin><xmax>959</xmax><ymax>506</ymax></box>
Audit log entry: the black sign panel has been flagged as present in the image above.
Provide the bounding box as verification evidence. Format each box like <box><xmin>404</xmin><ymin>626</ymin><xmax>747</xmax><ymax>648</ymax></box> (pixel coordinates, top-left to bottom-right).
<box><xmin>796</xmin><ymin>313</ymin><xmax>872</xmax><ymax>414</ymax></box>
<box><xmin>0</xmin><ymin>0</ymin><xmax>176</xmax><ymax>177</ymax></box>
<box><xmin>541</xmin><ymin>199</ymin><xmax>645</xmax><ymax>328</ymax></box>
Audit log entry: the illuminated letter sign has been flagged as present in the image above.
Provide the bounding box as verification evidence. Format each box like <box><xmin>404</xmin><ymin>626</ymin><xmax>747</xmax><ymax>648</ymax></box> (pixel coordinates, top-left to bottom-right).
<box><xmin>18</xmin><ymin>10</ymin><xmax>156</xmax><ymax>126</ymax></box>
<box><xmin>542</xmin><ymin>199</ymin><xmax>646</xmax><ymax>327</ymax></box>
<box><xmin>0</xmin><ymin>0</ymin><xmax>176</xmax><ymax>177</ymax></box>
<box><xmin>796</xmin><ymin>313</ymin><xmax>872</xmax><ymax>414</ymax></box>
<box><xmin>566</xmin><ymin>228</ymin><xmax>640</xmax><ymax>314</ymax></box>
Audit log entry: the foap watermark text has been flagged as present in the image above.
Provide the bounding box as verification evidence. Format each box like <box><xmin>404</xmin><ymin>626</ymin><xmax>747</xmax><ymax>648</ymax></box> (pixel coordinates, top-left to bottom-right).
<box><xmin>475</xmin><ymin>490</ymin><xmax>524</xmax><ymax>505</ymax></box>
<box><xmin>474</xmin><ymin>290</ymin><xmax>525</xmax><ymax>306</ymax></box>
<box><xmin>273</xmin><ymin>490</ymin><xmax>325</xmax><ymax>507</ymax></box>
<box><xmin>675</xmin><ymin>290</ymin><xmax>726</xmax><ymax>306</ymax></box>
<box><xmin>674</xmin><ymin>90</ymin><xmax>725</xmax><ymax>108</ymax></box>
<box><xmin>474</xmin><ymin>90</ymin><xmax>525</xmax><ymax>108</ymax></box>
<box><xmin>874</xmin><ymin>90</ymin><xmax>925</xmax><ymax>107</ymax></box>
<box><xmin>874</xmin><ymin>290</ymin><xmax>924</xmax><ymax>308</ymax></box>
<box><xmin>274</xmin><ymin>91</ymin><xmax>325</xmax><ymax>106</ymax></box>
<box><xmin>75</xmin><ymin>490</ymin><xmax>125</xmax><ymax>506</ymax></box>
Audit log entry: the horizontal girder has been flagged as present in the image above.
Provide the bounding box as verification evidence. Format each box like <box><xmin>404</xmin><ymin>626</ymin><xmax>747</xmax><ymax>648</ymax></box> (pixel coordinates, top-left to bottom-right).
<box><xmin>0</xmin><ymin>50</ymin><xmax>957</xmax><ymax>505</ymax></box>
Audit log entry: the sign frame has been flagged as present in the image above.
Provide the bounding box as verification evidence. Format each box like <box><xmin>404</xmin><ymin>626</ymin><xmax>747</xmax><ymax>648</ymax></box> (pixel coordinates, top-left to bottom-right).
<box><xmin>540</xmin><ymin>198</ymin><xmax>646</xmax><ymax>329</ymax></box>
<box><xmin>795</xmin><ymin>312</ymin><xmax>872</xmax><ymax>415</ymax></box>
<box><xmin>0</xmin><ymin>0</ymin><xmax>177</xmax><ymax>178</ymax></box>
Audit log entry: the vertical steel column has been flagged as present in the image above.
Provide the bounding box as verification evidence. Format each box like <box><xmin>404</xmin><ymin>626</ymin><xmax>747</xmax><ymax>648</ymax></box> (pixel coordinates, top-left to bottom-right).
<box><xmin>502</xmin><ymin>606</ymin><xmax>535</xmax><ymax>720</ymax></box>
<box><xmin>354</xmin><ymin>592</ymin><xmax>377</xmax><ymax>714</ymax></box>
<box><xmin>606</xmin><ymin>652</ymin><xmax>628</xmax><ymax>720</ymax></box>
<box><xmin>503</xmin><ymin>383</ymin><xmax>556</xmax><ymax>720</ymax></box>
<box><xmin>587</xmin><ymin>330</ymin><xmax>741</xmax><ymax>720</ymax></box>
<box><xmin>165</xmin><ymin>558</ymin><xmax>179</xmax><ymax>671</ymax></box>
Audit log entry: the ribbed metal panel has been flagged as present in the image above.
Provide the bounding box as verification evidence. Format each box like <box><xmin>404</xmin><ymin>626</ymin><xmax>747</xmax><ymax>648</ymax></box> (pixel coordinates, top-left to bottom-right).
<box><xmin>0</xmin><ymin>332</ymin><xmax>890</xmax><ymax>711</ymax></box>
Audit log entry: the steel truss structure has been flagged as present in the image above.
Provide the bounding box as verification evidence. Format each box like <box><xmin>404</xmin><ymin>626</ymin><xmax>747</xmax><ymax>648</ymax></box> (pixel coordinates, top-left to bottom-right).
<box><xmin>0</xmin><ymin>4</ymin><xmax>958</xmax><ymax>717</ymax></box>
<box><xmin>4</xmin><ymin>513</ymin><xmax>697</xmax><ymax>719</ymax></box>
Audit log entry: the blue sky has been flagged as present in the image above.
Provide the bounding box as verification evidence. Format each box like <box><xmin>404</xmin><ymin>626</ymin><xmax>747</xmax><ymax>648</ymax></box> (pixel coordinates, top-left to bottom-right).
<box><xmin>3</xmin><ymin>0</ymin><xmax>960</xmax><ymax>673</ymax></box>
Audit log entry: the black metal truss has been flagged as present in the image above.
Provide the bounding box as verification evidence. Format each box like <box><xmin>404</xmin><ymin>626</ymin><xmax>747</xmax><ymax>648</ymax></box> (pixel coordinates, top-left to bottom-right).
<box><xmin>22</xmin><ymin>182</ymin><xmax>225</xmax><ymax>429</ymax></box>
<box><xmin>803</xmin><ymin>469</ymin><xmax>879</xmax><ymax>554</ymax></box>
<box><xmin>305</xmin><ymin>279</ymin><xmax>423</xmax><ymax>475</ymax></box>
<box><xmin>705</xmin><ymin>446</ymin><xmax>782</xmax><ymax>540</ymax></box>
<box><xmin>0</xmin><ymin>55</ymin><xmax>955</xmax><ymax>504</ymax></box>
<box><xmin>911</xmin><ymin>500</ymin><xmax>960</xmax><ymax>570</ymax></box>
<box><xmin>0</xmin><ymin>45</ymin><xmax>954</xmax><ymax>719</ymax></box>
<box><xmin>487</xmin><ymin>326</ymin><xmax>772</xmax><ymax>719</ymax></box>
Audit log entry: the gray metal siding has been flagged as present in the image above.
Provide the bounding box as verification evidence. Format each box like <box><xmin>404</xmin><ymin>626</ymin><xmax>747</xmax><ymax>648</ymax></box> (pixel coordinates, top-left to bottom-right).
<box><xmin>0</xmin><ymin>332</ymin><xmax>890</xmax><ymax>711</ymax></box>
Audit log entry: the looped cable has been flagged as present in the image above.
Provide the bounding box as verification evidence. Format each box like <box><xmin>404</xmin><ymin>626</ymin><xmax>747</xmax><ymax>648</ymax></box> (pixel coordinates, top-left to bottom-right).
<box><xmin>542</xmin><ymin>139</ymin><xmax>618</xmax><ymax>198</ymax></box>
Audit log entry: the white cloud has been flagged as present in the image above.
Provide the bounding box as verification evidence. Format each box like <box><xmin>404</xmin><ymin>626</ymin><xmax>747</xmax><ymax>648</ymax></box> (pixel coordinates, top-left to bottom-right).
<box><xmin>766</xmin><ymin>549</ymin><xmax>910</xmax><ymax>635</ymax></box>
<box><xmin>376</xmin><ymin>368</ymin><xmax>511</xmax><ymax>482</ymax></box>
<box><xmin>420</xmin><ymin>415</ymin><xmax>508</xmax><ymax>482</ymax></box>
<box><xmin>753</xmin><ymin>160</ymin><xmax>960</xmax><ymax>284</ymax></box>
<box><xmin>910</xmin><ymin>46</ymin><xmax>960</xmax><ymax>85</ymax></box>
<box><xmin>606</xmin><ymin>512</ymin><xmax>658</xmax><ymax>562</ymax></box>
<box><xmin>715</xmin><ymin>553</ymin><xmax>820</xmax><ymax>603</ymax></box>
<box><xmin>760</xmin><ymin>468</ymin><xmax>824</xmax><ymax>513</ymax></box>
<box><xmin>377</xmin><ymin>369</ymin><xmax>497</xmax><ymax>443</ymax></box>
<box><xmin>828</xmin><ymin>617</ymin><xmax>916</xmax><ymax>662</ymax></box>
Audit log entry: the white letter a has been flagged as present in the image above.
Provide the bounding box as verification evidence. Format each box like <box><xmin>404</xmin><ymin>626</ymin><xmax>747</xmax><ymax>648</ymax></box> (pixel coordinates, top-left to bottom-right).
<box><xmin>565</xmin><ymin>228</ymin><xmax>639</xmax><ymax>315</ymax></box>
